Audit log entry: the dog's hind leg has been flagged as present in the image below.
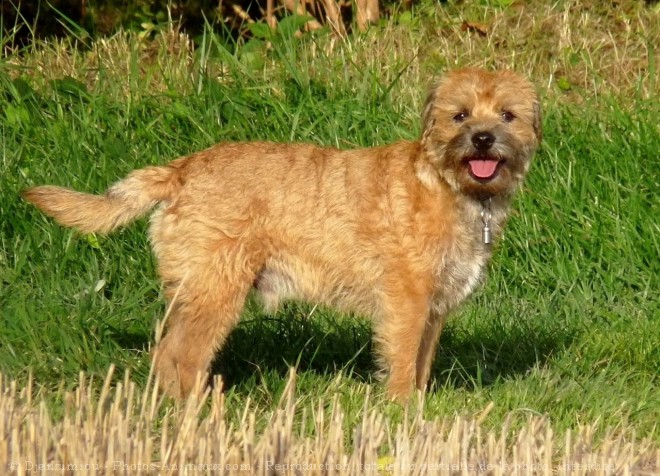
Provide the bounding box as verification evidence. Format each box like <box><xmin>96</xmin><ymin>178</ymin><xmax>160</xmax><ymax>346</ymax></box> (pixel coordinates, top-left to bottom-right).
<box><xmin>150</xmin><ymin>219</ymin><xmax>265</xmax><ymax>398</ymax></box>
<box><xmin>152</xmin><ymin>266</ymin><xmax>256</xmax><ymax>398</ymax></box>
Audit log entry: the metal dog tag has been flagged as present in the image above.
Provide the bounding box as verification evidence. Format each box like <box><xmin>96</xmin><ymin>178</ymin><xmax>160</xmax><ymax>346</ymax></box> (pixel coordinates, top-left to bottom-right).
<box><xmin>481</xmin><ymin>199</ymin><xmax>493</xmax><ymax>245</ymax></box>
<box><xmin>482</xmin><ymin>224</ymin><xmax>492</xmax><ymax>244</ymax></box>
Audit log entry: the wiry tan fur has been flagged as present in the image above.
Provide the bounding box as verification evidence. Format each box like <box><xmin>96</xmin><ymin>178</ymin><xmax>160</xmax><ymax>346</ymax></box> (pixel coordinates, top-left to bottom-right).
<box><xmin>23</xmin><ymin>68</ymin><xmax>541</xmax><ymax>401</ymax></box>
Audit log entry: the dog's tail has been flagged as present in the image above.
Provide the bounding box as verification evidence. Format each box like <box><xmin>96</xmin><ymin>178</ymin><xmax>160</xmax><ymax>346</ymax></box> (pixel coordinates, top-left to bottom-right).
<box><xmin>23</xmin><ymin>163</ymin><xmax>183</xmax><ymax>234</ymax></box>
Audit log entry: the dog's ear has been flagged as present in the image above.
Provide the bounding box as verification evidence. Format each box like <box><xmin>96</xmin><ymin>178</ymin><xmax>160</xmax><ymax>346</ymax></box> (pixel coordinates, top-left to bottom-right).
<box><xmin>533</xmin><ymin>100</ymin><xmax>542</xmax><ymax>143</ymax></box>
<box><xmin>421</xmin><ymin>86</ymin><xmax>437</xmax><ymax>140</ymax></box>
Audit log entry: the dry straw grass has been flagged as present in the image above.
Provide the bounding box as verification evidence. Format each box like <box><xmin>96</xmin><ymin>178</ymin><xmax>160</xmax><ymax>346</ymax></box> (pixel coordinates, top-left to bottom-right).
<box><xmin>1</xmin><ymin>368</ymin><xmax>657</xmax><ymax>475</ymax></box>
<box><xmin>7</xmin><ymin>1</ymin><xmax>658</xmax><ymax>107</ymax></box>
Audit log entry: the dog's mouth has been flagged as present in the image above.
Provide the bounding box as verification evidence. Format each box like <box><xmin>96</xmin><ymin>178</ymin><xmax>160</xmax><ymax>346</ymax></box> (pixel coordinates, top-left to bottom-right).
<box><xmin>464</xmin><ymin>157</ymin><xmax>505</xmax><ymax>182</ymax></box>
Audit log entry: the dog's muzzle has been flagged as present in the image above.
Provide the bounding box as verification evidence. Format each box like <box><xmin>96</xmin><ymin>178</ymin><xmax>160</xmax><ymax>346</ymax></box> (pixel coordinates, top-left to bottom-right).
<box><xmin>463</xmin><ymin>131</ymin><xmax>501</xmax><ymax>181</ymax></box>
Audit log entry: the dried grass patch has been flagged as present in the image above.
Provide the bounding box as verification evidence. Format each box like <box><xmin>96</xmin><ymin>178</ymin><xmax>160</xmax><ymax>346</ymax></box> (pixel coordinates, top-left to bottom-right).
<box><xmin>5</xmin><ymin>1</ymin><xmax>657</xmax><ymax>108</ymax></box>
<box><xmin>2</xmin><ymin>368</ymin><xmax>657</xmax><ymax>475</ymax></box>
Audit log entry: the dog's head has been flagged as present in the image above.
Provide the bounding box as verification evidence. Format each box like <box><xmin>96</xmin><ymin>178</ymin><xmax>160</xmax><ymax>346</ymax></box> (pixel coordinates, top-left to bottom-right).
<box><xmin>420</xmin><ymin>68</ymin><xmax>541</xmax><ymax>200</ymax></box>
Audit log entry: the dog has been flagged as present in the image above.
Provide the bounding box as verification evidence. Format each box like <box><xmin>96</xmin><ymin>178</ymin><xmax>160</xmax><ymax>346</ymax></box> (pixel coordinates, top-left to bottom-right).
<box><xmin>23</xmin><ymin>68</ymin><xmax>541</xmax><ymax>400</ymax></box>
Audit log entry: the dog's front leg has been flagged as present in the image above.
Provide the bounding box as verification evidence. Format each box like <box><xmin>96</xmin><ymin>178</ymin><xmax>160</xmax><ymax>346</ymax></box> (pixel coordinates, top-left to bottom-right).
<box><xmin>375</xmin><ymin>274</ymin><xmax>431</xmax><ymax>401</ymax></box>
<box><xmin>414</xmin><ymin>312</ymin><xmax>446</xmax><ymax>392</ymax></box>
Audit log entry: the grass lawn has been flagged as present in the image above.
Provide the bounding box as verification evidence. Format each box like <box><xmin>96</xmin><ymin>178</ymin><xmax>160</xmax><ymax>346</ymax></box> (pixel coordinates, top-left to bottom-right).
<box><xmin>0</xmin><ymin>0</ymin><xmax>658</xmax><ymax>465</ymax></box>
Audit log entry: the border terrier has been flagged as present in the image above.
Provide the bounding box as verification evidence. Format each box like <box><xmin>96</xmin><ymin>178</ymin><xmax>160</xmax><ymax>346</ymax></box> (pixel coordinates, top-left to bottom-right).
<box><xmin>23</xmin><ymin>68</ymin><xmax>541</xmax><ymax>400</ymax></box>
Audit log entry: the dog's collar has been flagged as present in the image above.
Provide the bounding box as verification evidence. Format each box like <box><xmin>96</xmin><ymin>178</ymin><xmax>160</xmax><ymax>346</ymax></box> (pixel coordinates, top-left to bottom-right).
<box><xmin>481</xmin><ymin>198</ymin><xmax>492</xmax><ymax>245</ymax></box>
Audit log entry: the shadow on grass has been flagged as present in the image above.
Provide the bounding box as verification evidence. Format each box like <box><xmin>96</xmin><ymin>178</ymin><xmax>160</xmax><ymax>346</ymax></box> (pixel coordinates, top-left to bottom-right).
<box><xmin>210</xmin><ymin>298</ymin><xmax>579</xmax><ymax>394</ymax></box>
<box><xmin>211</xmin><ymin>302</ymin><xmax>377</xmax><ymax>391</ymax></box>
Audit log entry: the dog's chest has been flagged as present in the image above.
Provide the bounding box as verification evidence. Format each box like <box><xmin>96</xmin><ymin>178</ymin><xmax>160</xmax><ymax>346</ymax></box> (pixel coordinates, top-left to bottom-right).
<box><xmin>431</xmin><ymin>221</ymin><xmax>492</xmax><ymax>315</ymax></box>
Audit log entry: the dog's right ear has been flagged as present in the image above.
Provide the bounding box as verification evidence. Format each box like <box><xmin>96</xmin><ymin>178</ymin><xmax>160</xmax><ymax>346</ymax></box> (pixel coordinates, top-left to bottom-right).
<box><xmin>532</xmin><ymin>100</ymin><xmax>543</xmax><ymax>143</ymax></box>
<box><xmin>421</xmin><ymin>86</ymin><xmax>437</xmax><ymax>141</ymax></box>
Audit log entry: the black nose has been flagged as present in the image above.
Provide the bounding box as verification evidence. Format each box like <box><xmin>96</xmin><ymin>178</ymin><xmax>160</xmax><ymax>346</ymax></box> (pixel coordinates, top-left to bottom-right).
<box><xmin>472</xmin><ymin>131</ymin><xmax>496</xmax><ymax>151</ymax></box>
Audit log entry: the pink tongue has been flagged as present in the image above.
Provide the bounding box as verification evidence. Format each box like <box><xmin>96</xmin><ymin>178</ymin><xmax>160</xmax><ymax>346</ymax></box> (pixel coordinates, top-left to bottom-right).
<box><xmin>469</xmin><ymin>159</ymin><xmax>499</xmax><ymax>179</ymax></box>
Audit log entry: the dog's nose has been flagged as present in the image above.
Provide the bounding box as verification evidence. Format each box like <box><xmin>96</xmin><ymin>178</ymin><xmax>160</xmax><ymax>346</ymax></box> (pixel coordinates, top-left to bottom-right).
<box><xmin>472</xmin><ymin>131</ymin><xmax>496</xmax><ymax>151</ymax></box>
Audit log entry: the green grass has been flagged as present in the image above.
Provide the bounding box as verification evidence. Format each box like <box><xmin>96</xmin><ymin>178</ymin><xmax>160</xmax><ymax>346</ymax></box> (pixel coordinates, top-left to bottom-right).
<box><xmin>1</xmin><ymin>0</ymin><xmax>658</xmax><ymax>445</ymax></box>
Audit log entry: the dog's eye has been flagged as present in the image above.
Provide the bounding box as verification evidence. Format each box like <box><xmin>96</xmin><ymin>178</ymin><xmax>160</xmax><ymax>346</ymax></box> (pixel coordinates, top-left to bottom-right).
<box><xmin>501</xmin><ymin>111</ymin><xmax>515</xmax><ymax>122</ymax></box>
<box><xmin>453</xmin><ymin>112</ymin><xmax>469</xmax><ymax>123</ymax></box>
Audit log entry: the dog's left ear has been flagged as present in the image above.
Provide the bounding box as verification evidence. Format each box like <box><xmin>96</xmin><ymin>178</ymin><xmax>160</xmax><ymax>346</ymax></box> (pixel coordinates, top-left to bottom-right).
<box><xmin>421</xmin><ymin>86</ymin><xmax>437</xmax><ymax>141</ymax></box>
<box><xmin>533</xmin><ymin>100</ymin><xmax>542</xmax><ymax>143</ymax></box>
